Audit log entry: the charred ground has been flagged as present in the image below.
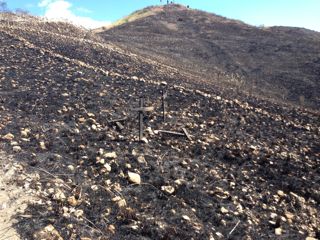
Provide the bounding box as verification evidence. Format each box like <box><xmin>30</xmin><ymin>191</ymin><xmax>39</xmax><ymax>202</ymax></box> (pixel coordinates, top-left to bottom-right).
<box><xmin>0</xmin><ymin>10</ymin><xmax>319</xmax><ymax>240</ymax></box>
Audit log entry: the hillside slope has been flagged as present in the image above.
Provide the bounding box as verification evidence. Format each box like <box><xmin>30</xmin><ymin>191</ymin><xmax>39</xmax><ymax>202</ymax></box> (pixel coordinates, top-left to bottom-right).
<box><xmin>0</xmin><ymin>13</ymin><xmax>320</xmax><ymax>239</ymax></box>
<box><xmin>97</xmin><ymin>4</ymin><xmax>320</xmax><ymax>109</ymax></box>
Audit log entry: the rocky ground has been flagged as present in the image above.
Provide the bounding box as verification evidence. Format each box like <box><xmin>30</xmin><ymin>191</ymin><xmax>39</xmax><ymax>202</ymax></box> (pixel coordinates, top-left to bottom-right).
<box><xmin>0</xmin><ymin>16</ymin><xmax>320</xmax><ymax>240</ymax></box>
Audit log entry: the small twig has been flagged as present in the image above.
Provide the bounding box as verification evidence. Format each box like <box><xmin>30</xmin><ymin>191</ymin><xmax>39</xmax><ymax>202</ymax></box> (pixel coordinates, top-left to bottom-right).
<box><xmin>228</xmin><ymin>220</ymin><xmax>240</xmax><ymax>238</ymax></box>
<box><xmin>82</xmin><ymin>216</ymin><xmax>106</xmax><ymax>237</ymax></box>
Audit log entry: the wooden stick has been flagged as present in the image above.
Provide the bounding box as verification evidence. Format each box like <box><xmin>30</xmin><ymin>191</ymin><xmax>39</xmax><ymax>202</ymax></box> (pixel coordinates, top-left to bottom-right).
<box><xmin>108</xmin><ymin>117</ymin><xmax>127</xmax><ymax>123</ymax></box>
<box><xmin>115</xmin><ymin>121</ymin><xmax>124</xmax><ymax>130</ymax></box>
<box><xmin>139</xmin><ymin>98</ymin><xmax>144</xmax><ymax>141</ymax></box>
<box><xmin>182</xmin><ymin>127</ymin><xmax>192</xmax><ymax>141</ymax></box>
<box><xmin>132</xmin><ymin>106</ymin><xmax>154</xmax><ymax>112</ymax></box>
<box><xmin>228</xmin><ymin>220</ymin><xmax>240</xmax><ymax>238</ymax></box>
<box><xmin>156</xmin><ymin>130</ymin><xmax>185</xmax><ymax>136</ymax></box>
<box><xmin>162</xmin><ymin>89</ymin><xmax>167</xmax><ymax>122</ymax></box>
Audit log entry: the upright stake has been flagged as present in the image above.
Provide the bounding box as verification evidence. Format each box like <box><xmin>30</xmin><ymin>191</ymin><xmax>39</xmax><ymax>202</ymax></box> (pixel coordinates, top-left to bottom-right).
<box><xmin>139</xmin><ymin>97</ymin><xmax>144</xmax><ymax>141</ymax></box>
<box><xmin>161</xmin><ymin>81</ymin><xmax>167</xmax><ymax>122</ymax></box>
<box><xmin>132</xmin><ymin>98</ymin><xmax>154</xmax><ymax>142</ymax></box>
<box><xmin>162</xmin><ymin>89</ymin><xmax>166</xmax><ymax>122</ymax></box>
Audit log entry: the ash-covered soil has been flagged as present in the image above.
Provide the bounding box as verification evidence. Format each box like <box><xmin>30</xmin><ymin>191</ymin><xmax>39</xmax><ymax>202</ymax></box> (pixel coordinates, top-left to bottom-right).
<box><xmin>0</xmin><ymin>16</ymin><xmax>319</xmax><ymax>240</ymax></box>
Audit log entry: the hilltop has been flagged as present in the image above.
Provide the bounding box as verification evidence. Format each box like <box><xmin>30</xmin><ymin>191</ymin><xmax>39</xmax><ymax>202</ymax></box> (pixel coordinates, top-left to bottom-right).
<box><xmin>0</xmin><ymin>11</ymin><xmax>319</xmax><ymax>240</ymax></box>
<box><xmin>97</xmin><ymin>4</ymin><xmax>320</xmax><ymax>110</ymax></box>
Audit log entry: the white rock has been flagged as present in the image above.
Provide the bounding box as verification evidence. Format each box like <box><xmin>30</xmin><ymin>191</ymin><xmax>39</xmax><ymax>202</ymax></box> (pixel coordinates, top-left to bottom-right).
<box><xmin>182</xmin><ymin>215</ymin><xmax>190</xmax><ymax>221</ymax></box>
<box><xmin>128</xmin><ymin>171</ymin><xmax>141</xmax><ymax>184</ymax></box>
<box><xmin>104</xmin><ymin>152</ymin><xmax>117</xmax><ymax>159</ymax></box>
<box><xmin>220</xmin><ymin>207</ymin><xmax>229</xmax><ymax>214</ymax></box>
<box><xmin>2</xmin><ymin>133</ymin><xmax>14</xmax><ymax>140</ymax></box>
<box><xmin>39</xmin><ymin>141</ymin><xmax>46</xmax><ymax>150</ymax></box>
<box><xmin>74</xmin><ymin>209</ymin><xmax>84</xmax><ymax>218</ymax></box>
<box><xmin>67</xmin><ymin>165</ymin><xmax>75</xmax><ymax>171</ymax></box>
<box><xmin>13</xmin><ymin>146</ymin><xmax>22</xmax><ymax>152</ymax></box>
<box><xmin>104</xmin><ymin>163</ymin><xmax>112</xmax><ymax>172</ymax></box>
<box><xmin>161</xmin><ymin>186</ymin><xmax>175</xmax><ymax>194</ymax></box>
<box><xmin>137</xmin><ymin>155</ymin><xmax>147</xmax><ymax>164</ymax></box>
<box><xmin>275</xmin><ymin>228</ymin><xmax>282</xmax><ymax>235</ymax></box>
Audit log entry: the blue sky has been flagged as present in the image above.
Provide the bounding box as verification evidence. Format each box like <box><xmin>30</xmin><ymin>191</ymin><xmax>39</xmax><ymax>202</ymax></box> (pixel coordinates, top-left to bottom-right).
<box><xmin>3</xmin><ymin>0</ymin><xmax>320</xmax><ymax>31</ymax></box>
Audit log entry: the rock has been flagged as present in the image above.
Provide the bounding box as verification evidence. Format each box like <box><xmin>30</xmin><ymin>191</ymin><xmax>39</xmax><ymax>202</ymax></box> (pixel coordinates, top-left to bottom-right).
<box><xmin>2</xmin><ymin>133</ymin><xmax>14</xmax><ymax>140</ymax></box>
<box><xmin>131</xmin><ymin>149</ymin><xmax>138</xmax><ymax>156</ymax></box>
<box><xmin>67</xmin><ymin>196</ymin><xmax>79</xmax><ymax>207</ymax></box>
<box><xmin>78</xmin><ymin>117</ymin><xmax>86</xmax><ymax>123</ymax></box>
<box><xmin>277</xmin><ymin>190</ymin><xmax>285</xmax><ymax>197</ymax></box>
<box><xmin>104</xmin><ymin>163</ymin><xmax>112</xmax><ymax>172</ymax></box>
<box><xmin>290</xmin><ymin>192</ymin><xmax>306</xmax><ymax>203</ymax></box>
<box><xmin>128</xmin><ymin>171</ymin><xmax>141</xmax><ymax>184</ymax></box>
<box><xmin>104</xmin><ymin>152</ymin><xmax>117</xmax><ymax>159</ymax></box>
<box><xmin>74</xmin><ymin>209</ymin><xmax>84</xmax><ymax>218</ymax></box>
<box><xmin>107</xmin><ymin>224</ymin><xmax>116</xmax><ymax>234</ymax></box>
<box><xmin>182</xmin><ymin>215</ymin><xmax>191</xmax><ymax>221</ymax></box>
<box><xmin>33</xmin><ymin>224</ymin><xmax>63</xmax><ymax>240</ymax></box>
<box><xmin>13</xmin><ymin>146</ymin><xmax>22</xmax><ymax>152</ymax></box>
<box><xmin>21</xmin><ymin>129</ymin><xmax>30</xmax><ymax>137</ymax></box>
<box><xmin>112</xmin><ymin>196</ymin><xmax>127</xmax><ymax>208</ymax></box>
<box><xmin>270</xmin><ymin>213</ymin><xmax>278</xmax><ymax>219</ymax></box>
<box><xmin>39</xmin><ymin>141</ymin><xmax>47</xmax><ymax>150</ymax></box>
<box><xmin>141</xmin><ymin>137</ymin><xmax>148</xmax><ymax>144</ymax></box>
<box><xmin>275</xmin><ymin>228</ymin><xmax>282</xmax><ymax>235</ymax></box>
<box><xmin>306</xmin><ymin>237</ymin><xmax>317</xmax><ymax>240</ymax></box>
<box><xmin>220</xmin><ymin>207</ymin><xmax>229</xmax><ymax>214</ymax></box>
<box><xmin>67</xmin><ymin>165</ymin><xmax>75</xmax><ymax>171</ymax></box>
<box><xmin>137</xmin><ymin>155</ymin><xmax>147</xmax><ymax>164</ymax></box>
<box><xmin>285</xmin><ymin>212</ymin><xmax>294</xmax><ymax>220</ymax></box>
<box><xmin>161</xmin><ymin>185</ymin><xmax>175</xmax><ymax>194</ymax></box>
<box><xmin>10</xmin><ymin>141</ymin><xmax>19</xmax><ymax>146</ymax></box>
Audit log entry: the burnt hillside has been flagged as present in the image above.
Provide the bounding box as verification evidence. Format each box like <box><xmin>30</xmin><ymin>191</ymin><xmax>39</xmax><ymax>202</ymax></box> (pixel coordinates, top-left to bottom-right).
<box><xmin>0</xmin><ymin>13</ymin><xmax>319</xmax><ymax>240</ymax></box>
<box><xmin>97</xmin><ymin>4</ymin><xmax>320</xmax><ymax>110</ymax></box>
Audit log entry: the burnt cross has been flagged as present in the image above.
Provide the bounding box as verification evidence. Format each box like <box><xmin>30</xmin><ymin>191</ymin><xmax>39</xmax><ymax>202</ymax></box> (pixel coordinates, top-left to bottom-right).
<box><xmin>132</xmin><ymin>98</ymin><xmax>154</xmax><ymax>141</ymax></box>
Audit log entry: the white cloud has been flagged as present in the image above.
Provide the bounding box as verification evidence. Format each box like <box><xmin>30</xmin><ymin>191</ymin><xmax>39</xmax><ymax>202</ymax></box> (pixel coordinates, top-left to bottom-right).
<box><xmin>38</xmin><ymin>0</ymin><xmax>110</xmax><ymax>29</ymax></box>
<box><xmin>76</xmin><ymin>7</ymin><xmax>92</xmax><ymax>14</ymax></box>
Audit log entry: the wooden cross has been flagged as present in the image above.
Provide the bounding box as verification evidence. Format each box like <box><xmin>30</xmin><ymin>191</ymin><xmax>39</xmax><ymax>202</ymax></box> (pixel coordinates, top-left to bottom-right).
<box><xmin>161</xmin><ymin>81</ymin><xmax>168</xmax><ymax>122</ymax></box>
<box><xmin>132</xmin><ymin>98</ymin><xmax>154</xmax><ymax>141</ymax></box>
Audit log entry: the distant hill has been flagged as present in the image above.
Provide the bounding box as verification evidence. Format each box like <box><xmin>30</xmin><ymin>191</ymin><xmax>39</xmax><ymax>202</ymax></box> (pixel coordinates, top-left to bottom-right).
<box><xmin>96</xmin><ymin>4</ymin><xmax>320</xmax><ymax>109</ymax></box>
